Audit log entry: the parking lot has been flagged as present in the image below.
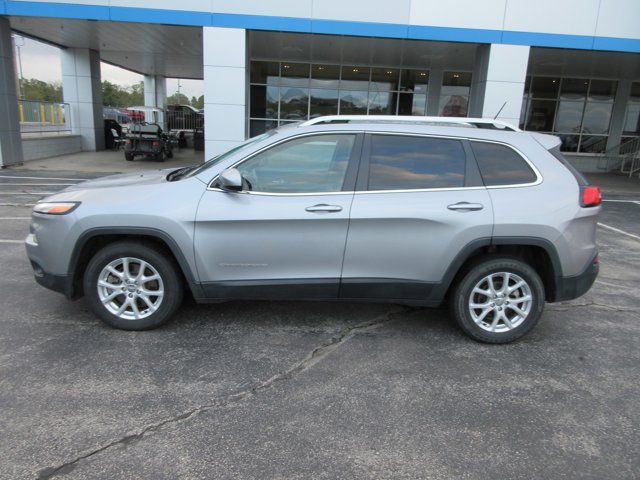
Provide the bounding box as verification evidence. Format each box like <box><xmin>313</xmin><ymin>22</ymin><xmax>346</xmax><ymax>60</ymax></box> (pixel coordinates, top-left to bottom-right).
<box><xmin>1</xmin><ymin>168</ymin><xmax>639</xmax><ymax>479</ymax></box>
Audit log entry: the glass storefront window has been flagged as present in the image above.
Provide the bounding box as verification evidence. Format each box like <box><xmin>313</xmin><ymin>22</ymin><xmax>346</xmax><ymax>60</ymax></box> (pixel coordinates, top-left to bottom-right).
<box><xmin>249</xmin><ymin>85</ymin><xmax>279</xmax><ymax>119</ymax></box>
<box><xmin>522</xmin><ymin>76</ymin><xmax>618</xmax><ymax>153</ymax></box>
<box><xmin>310</xmin><ymin>89</ymin><xmax>338</xmax><ymax>118</ymax></box>
<box><xmin>280</xmin><ymin>63</ymin><xmax>310</xmax><ymax>87</ymax></box>
<box><xmin>279</xmin><ymin>86</ymin><xmax>309</xmax><ymax>120</ymax></box>
<box><xmin>530</xmin><ymin>77</ymin><xmax>559</xmax><ymax>99</ymax></box>
<box><xmin>440</xmin><ymin>72</ymin><xmax>471</xmax><ymax>117</ymax></box>
<box><xmin>623</xmin><ymin>82</ymin><xmax>640</xmax><ymax>136</ymax></box>
<box><xmin>250</xmin><ymin>61</ymin><xmax>279</xmax><ymax>84</ymax></box>
<box><xmin>400</xmin><ymin>69</ymin><xmax>429</xmax><ymax>94</ymax></box>
<box><xmin>311</xmin><ymin>64</ymin><xmax>339</xmax><ymax>88</ymax></box>
<box><xmin>340</xmin><ymin>66</ymin><xmax>370</xmax><ymax>90</ymax></box>
<box><xmin>582</xmin><ymin>103</ymin><xmax>613</xmax><ymax>134</ymax></box>
<box><xmin>370</xmin><ymin>68</ymin><xmax>399</xmax><ymax>91</ymax></box>
<box><xmin>339</xmin><ymin>90</ymin><xmax>368</xmax><ymax>114</ymax></box>
<box><xmin>248</xmin><ymin>62</ymin><xmax>437</xmax><ymax>134</ymax></box>
<box><xmin>525</xmin><ymin>99</ymin><xmax>556</xmax><ymax>131</ymax></box>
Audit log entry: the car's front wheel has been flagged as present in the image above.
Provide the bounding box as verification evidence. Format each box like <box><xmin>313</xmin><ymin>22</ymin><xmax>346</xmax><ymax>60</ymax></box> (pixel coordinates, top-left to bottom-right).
<box><xmin>451</xmin><ymin>257</ymin><xmax>545</xmax><ymax>343</ymax></box>
<box><xmin>83</xmin><ymin>241</ymin><xmax>183</xmax><ymax>330</ymax></box>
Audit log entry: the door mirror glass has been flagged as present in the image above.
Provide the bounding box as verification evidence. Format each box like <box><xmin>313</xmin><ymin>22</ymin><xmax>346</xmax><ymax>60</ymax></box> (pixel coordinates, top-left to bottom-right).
<box><xmin>218</xmin><ymin>167</ymin><xmax>243</xmax><ymax>191</ymax></box>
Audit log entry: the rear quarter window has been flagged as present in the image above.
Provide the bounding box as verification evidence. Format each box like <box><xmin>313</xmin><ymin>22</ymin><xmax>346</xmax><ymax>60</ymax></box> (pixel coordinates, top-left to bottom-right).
<box><xmin>367</xmin><ymin>135</ymin><xmax>466</xmax><ymax>190</ymax></box>
<box><xmin>470</xmin><ymin>141</ymin><xmax>538</xmax><ymax>186</ymax></box>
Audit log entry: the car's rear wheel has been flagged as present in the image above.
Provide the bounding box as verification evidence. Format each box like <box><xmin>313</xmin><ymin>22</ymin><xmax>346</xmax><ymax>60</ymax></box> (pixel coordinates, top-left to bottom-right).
<box><xmin>83</xmin><ymin>242</ymin><xmax>183</xmax><ymax>330</ymax></box>
<box><xmin>124</xmin><ymin>152</ymin><xmax>134</xmax><ymax>161</ymax></box>
<box><xmin>451</xmin><ymin>257</ymin><xmax>545</xmax><ymax>343</ymax></box>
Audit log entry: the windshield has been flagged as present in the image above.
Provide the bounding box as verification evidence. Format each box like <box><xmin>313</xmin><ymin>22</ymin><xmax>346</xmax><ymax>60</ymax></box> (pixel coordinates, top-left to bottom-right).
<box><xmin>183</xmin><ymin>132</ymin><xmax>273</xmax><ymax>179</ymax></box>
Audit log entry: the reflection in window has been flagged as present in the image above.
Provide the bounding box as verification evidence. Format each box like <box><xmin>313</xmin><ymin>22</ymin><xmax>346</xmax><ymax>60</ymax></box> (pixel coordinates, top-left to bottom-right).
<box><xmin>236</xmin><ymin>134</ymin><xmax>355</xmax><ymax>193</ymax></box>
<box><xmin>339</xmin><ymin>91</ymin><xmax>368</xmax><ymax>114</ymax></box>
<box><xmin>368</xmin><ymin>135</ymin><xmax>466</xmax><ymax>190</ymax></box>
<box><xmin>310</xmin><ymin>89</ymin><xmax>338</xmax><ymax>118</ymax></box>
<box><xmin>440</xmin><ymin>72</ymin><xmax>471</xmax><ymax>117</ymax></box>
<box><xmin>521</xmin><ymin>76</ymin><xmax>617</xmax><ymax>153</ymax></box>
<box><xmin>249</xmin><ymin>61</ymin><xmax>441</xmax><ymax>133</ymax></box>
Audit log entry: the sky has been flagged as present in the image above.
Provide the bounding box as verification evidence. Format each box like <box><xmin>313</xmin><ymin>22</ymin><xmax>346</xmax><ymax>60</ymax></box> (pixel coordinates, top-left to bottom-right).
<box><xmin>14</xmin><ymin>35</ymin><xmax>203</xmax><ymax>100</ymax></box>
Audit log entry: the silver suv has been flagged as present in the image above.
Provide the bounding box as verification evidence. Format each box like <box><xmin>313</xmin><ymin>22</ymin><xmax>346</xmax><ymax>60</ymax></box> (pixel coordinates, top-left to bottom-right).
<box><xmin>25</xmin><ymin>116</ymin><xmax>601</xmax><ymax>343</ymax></box>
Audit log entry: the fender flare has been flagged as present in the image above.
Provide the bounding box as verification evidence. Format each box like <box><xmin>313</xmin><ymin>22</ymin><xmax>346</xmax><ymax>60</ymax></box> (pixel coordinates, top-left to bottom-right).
<box><xmin>68</xmin><ymin>227</ymin><xmax>203</xmax><ymax>299</ymax></box>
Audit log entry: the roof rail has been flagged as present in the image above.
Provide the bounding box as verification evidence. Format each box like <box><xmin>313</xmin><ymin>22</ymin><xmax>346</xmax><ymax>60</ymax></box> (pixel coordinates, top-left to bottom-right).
<box><xmin>299</xmin><ymin>115</ymin><xmax>520</xmax><ymax>131</ymax></box>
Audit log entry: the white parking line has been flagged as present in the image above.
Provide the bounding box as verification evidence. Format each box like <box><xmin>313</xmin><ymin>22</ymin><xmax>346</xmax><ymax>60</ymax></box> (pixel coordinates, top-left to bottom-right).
<box><xmin>0</xmin><ymin>203</ymin><xmax>35</xmax><ymax>207</ymax></box>
<box><xmin>598</xmin><ymin>222</ymin><xmax>640</xmax><ymax>241</ymax></box>
<box><xmin>602</xmin><ymin>199</ymin><xmax>640</xmax><ymax>204</ymax></box>
<box><xmin>0</xmin><ymin>183</ymin><xmax>75</xmax><ymax>186</ymax></box>
<box><xmin>0</xmin><ymin>192</ymin><xmax>55</xmax><ymax>195</ymax></box>
<box><xmin>0</xmin><ymin>239</ymin><xmax>23</xmax><ymax>244</ymax></box>
<box><xmin>0</xmin><ymin>217</ymin><xmax>30</xmax><ymax>220</ymax></box>
<box><xmin>0</xmin><ymin>175</ymin><xmax>82</xmax><ymax>181</ymax></box>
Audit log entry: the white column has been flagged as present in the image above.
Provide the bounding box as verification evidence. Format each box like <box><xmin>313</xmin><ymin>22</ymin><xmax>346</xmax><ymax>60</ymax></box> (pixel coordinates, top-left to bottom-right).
<box><xmin>203</xmin><ymin>27</ymin><xmax>247</xmax><ymax>159</ymax></box>
<box><xmin>61</xmin><ymin>48</ymin><xmax>104</xmax><ymax>151</ymax></box>
<box><xmin>144</xmin><ymin>74</ymin><xmax>166</xmax><ymax>109</ymax></box>
<box><xmin>470</xmin><ymin>44</ymin><xmax>530</xmax><ymax>127</ymax></box>
<box><xmin>426</xmin><ymin>68</ymin><xmax>443</xmax><ymax>116</ymax></box>
<box><xmin>0</xmin><ymin>18</ymin><xmax>24</xmax><ymax>166</ymax></box>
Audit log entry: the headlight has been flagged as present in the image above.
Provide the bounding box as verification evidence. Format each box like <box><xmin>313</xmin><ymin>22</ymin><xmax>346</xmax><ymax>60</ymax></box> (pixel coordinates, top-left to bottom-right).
<box><xmin>33</xmin><ymin>202</ymin><xmax>80</xmax><ymax>215</ymax></box>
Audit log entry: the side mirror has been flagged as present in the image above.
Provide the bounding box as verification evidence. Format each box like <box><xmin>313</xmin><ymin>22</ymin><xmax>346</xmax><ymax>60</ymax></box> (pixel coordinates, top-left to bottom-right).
<box><xmin>218</xmin><ymin>167</ymin><xmax>243</xmax><ymax>192</ymax></box>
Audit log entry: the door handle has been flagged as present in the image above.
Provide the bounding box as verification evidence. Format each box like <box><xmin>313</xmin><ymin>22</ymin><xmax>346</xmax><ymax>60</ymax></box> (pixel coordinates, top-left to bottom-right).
<box><xmin>305</xmin><ymin>204</ymin><xmax>343</xmax><ymax>213</ymax></box>
<box><xmin>447</xmin><ymin>202</ymin><xmax>484</xmax><ymax>211</ymax></box>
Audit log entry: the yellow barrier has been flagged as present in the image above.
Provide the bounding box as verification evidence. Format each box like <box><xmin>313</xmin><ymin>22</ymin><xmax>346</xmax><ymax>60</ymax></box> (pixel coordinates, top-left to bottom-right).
<box><xmin>18</xmin><ymin>104</ymin><xmax>24</xmax><ymax>123</ymax></box>
<box><xmin>58</xmin><ymin>106</ymin><xmax>64</xmax><ymax>125</ymax></box>
<box><xmin>50</xmin><ymin>105</ymin><xmax>56</xmax><ymax>125</ymax></box>
<box><xmin>39</xmin><ymin>104</ymin><xmax>46</xmax><ymax>126</ymax></box>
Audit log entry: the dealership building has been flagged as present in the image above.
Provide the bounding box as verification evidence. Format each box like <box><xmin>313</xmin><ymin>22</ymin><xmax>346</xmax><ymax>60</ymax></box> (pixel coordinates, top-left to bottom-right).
<box><xmin>0</xmin><ymin>0</ymin><xmax>639</xmax><ymax>171</ymax></box>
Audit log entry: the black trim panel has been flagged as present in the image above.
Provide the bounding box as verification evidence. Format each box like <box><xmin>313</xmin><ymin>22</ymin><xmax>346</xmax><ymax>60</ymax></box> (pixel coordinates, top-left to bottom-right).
<box><xmin>553</xmin><ymin>254</ymin><xmax>598</xmax><ymax>302</ymax></box>
<box><xmin>201</xmin><ymin>279</ymin><xmax>339</xmax><ymax>301</ymax></box>
<box><xmin>340</xmin><ymin>278</ymin><xmax>436</xmax><ymax>301</ymax></box>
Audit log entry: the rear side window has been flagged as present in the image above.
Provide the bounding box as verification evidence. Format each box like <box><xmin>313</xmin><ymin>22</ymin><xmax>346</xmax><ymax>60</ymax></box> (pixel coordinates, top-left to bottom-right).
<box><xmin>471</xmin><ymin>141</ymin><xmax>537</xmax><ymax>186</ymax></box>
<box><xmin>367</xmin><ymin>135</ymin><xmax>466</xmax><ymax>190</ymax></box>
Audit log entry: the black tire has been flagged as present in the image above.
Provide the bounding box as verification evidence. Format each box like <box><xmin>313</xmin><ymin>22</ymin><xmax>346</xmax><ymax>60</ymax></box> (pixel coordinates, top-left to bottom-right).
<box><xmin>125</xmin><ymin>152</ymin><xmax>134</xmax><ymax>161</ymax></box>
<box><xmin>450</xmin><ymin>256</ymin><xmax>545</xmax><ymax>344</ymax></box>
<box><xmin>155</xmin><ymin>152</ymin><xmax>165</xmax><ymax>162</ymax></box>
<box><xmin>166</xmin><ymin>149</ymin><xmax>173</xmax><ymax>159</ymax></box>
<box><xmin>83</xmin><ymin>241</ymin><xmax>184</xmax><ymax>330</ymax></box>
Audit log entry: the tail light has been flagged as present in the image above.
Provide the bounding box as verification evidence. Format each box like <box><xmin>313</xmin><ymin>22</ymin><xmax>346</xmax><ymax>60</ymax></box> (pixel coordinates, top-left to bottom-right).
<box><xmin>125</xmin><ymin>139</ymin><xmax>131</xmax><ymax>145</ymax></box>
<box><xmin>580</xmin><ymin>186</ymin><xmax>601</xmax><ymax>207</ymax></box>
<box><xmin>152</xmin><ymin>141</ymin><xmax>160</xmax><ymax>147</ymax></box>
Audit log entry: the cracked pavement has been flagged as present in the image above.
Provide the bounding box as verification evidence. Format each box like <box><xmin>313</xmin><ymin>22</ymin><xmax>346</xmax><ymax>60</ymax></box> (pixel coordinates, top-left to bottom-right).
<box><xmin>0</xmin><ymin>171</ymin><xmax>639</xmax><ymax>479</ymax></box>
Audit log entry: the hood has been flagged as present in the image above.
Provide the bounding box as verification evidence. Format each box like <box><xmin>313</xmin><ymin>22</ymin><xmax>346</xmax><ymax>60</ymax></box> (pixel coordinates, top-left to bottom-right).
<box><xmin>64</xmin><ymin>169</ymin><xmax>173</xmax><ymax>191</ymax></box>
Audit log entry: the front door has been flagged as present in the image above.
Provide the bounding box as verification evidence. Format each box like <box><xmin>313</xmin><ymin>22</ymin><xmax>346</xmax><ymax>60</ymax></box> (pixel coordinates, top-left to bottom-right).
<box><xmin>194</xmin><ymin>133</ymin><xmax>362</xmax><ymax>300</ymax></box>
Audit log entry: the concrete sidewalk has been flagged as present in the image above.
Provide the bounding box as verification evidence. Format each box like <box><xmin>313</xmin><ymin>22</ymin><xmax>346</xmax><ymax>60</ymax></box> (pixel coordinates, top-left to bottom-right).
<box><xmin>9</xmin><ymin>148</ymin><xmax>206</xmax><ymax>174</ymax></box>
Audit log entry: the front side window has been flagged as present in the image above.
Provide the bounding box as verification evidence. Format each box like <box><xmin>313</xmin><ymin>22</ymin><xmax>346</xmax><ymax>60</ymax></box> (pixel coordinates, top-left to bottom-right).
<box><xmin>367</xmin><ymin>135</ymin><xmax>466</xmax><ymax>190</ymax></box>
<box><xmin>236</xmin><ymin>134</ymin><xmax>356</xmax><ymax>193</ymax></box>
<box><xmin>471</xmin><ymin>141</ymin><xmax>537</xmax><ymax>186</ymax></box>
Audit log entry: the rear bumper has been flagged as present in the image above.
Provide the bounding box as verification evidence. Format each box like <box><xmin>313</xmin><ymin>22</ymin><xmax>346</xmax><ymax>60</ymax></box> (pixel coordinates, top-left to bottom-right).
<box><xmin>554</xmin><ymin>256</ymin><xmax>599</xmax><ymax>302</ymax></box>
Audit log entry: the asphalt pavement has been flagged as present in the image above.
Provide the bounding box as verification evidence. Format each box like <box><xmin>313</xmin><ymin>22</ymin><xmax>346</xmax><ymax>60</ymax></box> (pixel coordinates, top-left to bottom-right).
<box><xmin>0</xmin><ymin>169</ymin><xmax>639</xmax><ymax>479</ymax></box>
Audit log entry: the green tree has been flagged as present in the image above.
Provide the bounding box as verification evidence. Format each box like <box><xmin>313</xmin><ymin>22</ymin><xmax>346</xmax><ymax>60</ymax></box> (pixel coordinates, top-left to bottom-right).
<box><xmin>166</xmin><ymin>92</ymin><xmax>190</xmax><ymax>105</ymax></box>
<box><xmin>102</xmin><ymin>80</ymin><xmax>145</xmax><ymax>107</ymax></box>
<box><xmin>191</xmin><ymin>95</ymin><xmax>204</xmax><ymax>109</ymax></box>
<box><xmin>19</xmin><ymin>78</ymin><xmax>62</xmax><ymax>102</ymax></box>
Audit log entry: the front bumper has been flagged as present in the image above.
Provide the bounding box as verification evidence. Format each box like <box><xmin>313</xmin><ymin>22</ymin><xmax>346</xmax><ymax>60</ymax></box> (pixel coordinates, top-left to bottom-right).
<box><xmin>554</xmin><ymin>255</ymin><xmax>599</xmax><ymax>302</ymax></box>
<box><xmin>30</xmin><ymin>260</ymin><xmax>74</xmax><ymax>298</ymax></box>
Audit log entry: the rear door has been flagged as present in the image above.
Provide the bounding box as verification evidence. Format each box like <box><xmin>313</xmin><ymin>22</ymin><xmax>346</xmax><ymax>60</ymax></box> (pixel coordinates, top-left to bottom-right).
<box><xmin>194</xmin><ymin>132</ymin><xmax>362</xmax><ymax>300</ymax></box>
<box><xmin>340</xmin><ymin>133</ymin><xmax>493</xmax><ymax>302</ymax></box>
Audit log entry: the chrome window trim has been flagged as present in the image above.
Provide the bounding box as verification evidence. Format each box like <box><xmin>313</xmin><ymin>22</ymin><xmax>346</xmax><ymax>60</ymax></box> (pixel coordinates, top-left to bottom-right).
<box><xmin>206</xmin><ymin>129</ymin><xmax>543</xmax><ymax>196</ymax></box>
